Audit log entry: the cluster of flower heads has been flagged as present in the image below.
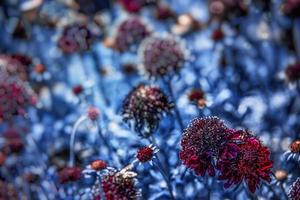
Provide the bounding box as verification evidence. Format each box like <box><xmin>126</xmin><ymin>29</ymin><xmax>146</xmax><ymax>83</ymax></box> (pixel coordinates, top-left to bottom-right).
<box><xmin>114</xmin><ymin>17</ymin><xmax>150</xmax><ymax>52</ymax></box>
<box><xmin>0</xmin><ymin>72</ymin><xmax>36</xmax><ymax>121</ymax></box>
<box><xmin>179</xmin><ymin>117</ymin><xmax>273</xmax><ymax>193</ymax></box>
<box><xmin>58</xmin><ymin>24</ymin><xmax>95</xmax><ymax>53</ymax></box>
<box><xmin>139</xmin><ymin>35</ymin><xmax>185</xmax><ymax>78</ymax></box>
<box><xmin>122</xmin><ymin>84</ymin><xmax>173</xmax><ymax>137</ymax></box>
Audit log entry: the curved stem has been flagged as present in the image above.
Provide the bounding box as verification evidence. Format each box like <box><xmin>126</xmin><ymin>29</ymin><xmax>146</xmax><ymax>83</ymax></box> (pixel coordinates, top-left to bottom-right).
<box><xmin>69</xmin><ymin>115</ymin><xmax>87</xmax><ymax>167</ymax></box>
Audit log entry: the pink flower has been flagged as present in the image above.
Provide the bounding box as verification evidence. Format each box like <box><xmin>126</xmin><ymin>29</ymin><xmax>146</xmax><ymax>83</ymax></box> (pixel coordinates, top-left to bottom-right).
<box><xmin>58</xmin><ymin>166</ymin><xmax>81</xmax><ymax>184</ymax></box>
<box><xmin>87</xmin><ymin>107</ymin><xmax>100</xmax><ymax>121</ymax></box>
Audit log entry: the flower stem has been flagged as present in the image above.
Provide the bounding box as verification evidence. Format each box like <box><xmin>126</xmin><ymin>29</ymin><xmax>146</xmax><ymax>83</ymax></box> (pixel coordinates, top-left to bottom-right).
<box><xmin>69</xmin><ymin>115</ymin><xmax>87</xmax><ymax>167</ymax></box>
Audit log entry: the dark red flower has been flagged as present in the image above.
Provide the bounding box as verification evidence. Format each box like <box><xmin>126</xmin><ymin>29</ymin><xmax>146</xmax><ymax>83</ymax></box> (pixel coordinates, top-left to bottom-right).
<box><xmin>139</xmin><ymin>36</ymin><xmax>185</xmax><ymax>78</ymax></box>
<box><xmin>188</xmin><ymin>89</ymin><xmax>207</xmax><ymax>108</ymax></box>
<box><xmin>101</xmin><ymin>168</ymin><xmax>140</xmax><ymax>200</ymax></box>
<box><xmin>118</xmin><ymin>0</ymin><xmax>157</xmax><ymax>13</ymax></box>
<box><xmin>209</xmin><ymin>0</ymin><xmax>248</xmax><ymax>20</ymax></box>
<box><xmin>289</xmin><ymin>178</ymin><xmax>300</xmax><ymax>200</ymax></box>
<box><xmin>122</xmin><ymin>84</ymin><xmax>173</xmax><ymax>137</ymax></box>
<box><xmin>91</xmin><ymin>160</ymin><xmax>107</xmax><ymax>171</ymax></box>
<box><xmin>282</xmin><ymin>0</ymin><xmax>300</xmax><ymax>18</ymax></box>
<box><xmin>58</xmin><ymin>24</ymin><xmax>95</xmax><ymax>53</ymax></box>
<box><xmin>136</xmin><ymin>146</ymin><xmax>154</xmax><ymax>163</ymax></box>
<box><xmin>155</xmin><ymin>4</ymin><xmax>176</xmax><ymax>20</ymax></box>
<box><xmin>217</xmin><ymin>131</ymin><xmax>273</xmax><ymax>193</ymax></box>
<box><xmin>179</xmin><ymin>117</ymin><xmax>234</xmax><ymax>176</ymax></box>
<box><xmin>0</xmin><ymin>72</ymin><xmax>36</xmax><ymax>122</ymax></box>
<box><xmin>211</xmin><ymin>29</ymin><xmax>224</xmax><ymax>41</ymax></box>
<box><xmin>58</xmin><ymin>166</ymin><xmax>81</xmax><ymax>184</ymax></box>
<box><xmin>72</xmin><ymin>85</ymin><xmax>84</xmax><ymax>95</ymax></box>
<box><xmin>285</xmin><ymin>62</ymin><xmax>300</xmax><ymax>82</ymax></box>
<box><xmin>115</xmin><ymin>17</ymin><xmax>150</xmax><ymax>52</ymax></box>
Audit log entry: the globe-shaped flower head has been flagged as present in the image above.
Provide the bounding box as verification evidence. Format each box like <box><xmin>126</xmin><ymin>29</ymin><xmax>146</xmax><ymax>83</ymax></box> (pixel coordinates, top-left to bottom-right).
<box><xmin>179</xmin><ymin>117</ymin><xmax>234</xmax><ymax>176</ymax></box>
<box><xmin>115</xmin><ymin>17</ymin><xmax>150</xmax><ymax>52</ymax></box>
<box><xmin>139</xmin><ymin>35</ymin><xmax>186</xmax><ymax>79</ymax></box>
<box><xmin>58</xmin><ymin>24</ymin><xmax>95</xmax><ymax>53</ymax></box>
<box><xmin>0</xmin><ymin>72</ymin><xmax>36</xmax><ymax>122</ymax></box>
<box><xmin>216</xmin><ymin>130</ymin><xmax>273</xmax><ymax>193</ymax></box>
<box><xmin>101</xmin><ymin>167</ymin><xmax>140</xmax><ymax>200</ymax></box>
<box><xmin>122</xmin><ymin>84</ymin><xmax>173</xmax><ymax>137</ymax></box>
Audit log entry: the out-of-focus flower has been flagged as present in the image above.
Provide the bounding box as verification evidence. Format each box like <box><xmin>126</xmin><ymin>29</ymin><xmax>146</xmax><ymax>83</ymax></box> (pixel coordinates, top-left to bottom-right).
<box><xmin>172</xmin><ymin>14</ymin><xmax>201</xmax><ymax>36</ymax></box>
<box><xmin>33</xmin><ymin>64</ymin><xmax>46</xmax><ymax>74</ymax></box>
<box><xmin>217</xmin><ymin>131</ymin><xmax>273</xmax><ymax>193</ymax></box>
<box><xmin>0</xmin><ymin>181</ymin><xmax>19</xmax><ymax>200</ymax></box>
<box><xmin>136</xmin><ymin>145</ymin><xmax>158</xmax><ymax>163</ymax></box>
<box><xmin>284</xmin><ymin>139</ymin><xmax>300</xmax><ymax>162</ymax></box>
<box><xmin>122</xmin><ymin>63</ymin><xmax>138</xmax><ymax>75</ymax></box>
<box><xmin>285</xmin><ymin>62</ymin><xmax>300</xmax><ymax>83</ymax></box>
<box><xmin>179</xmin><ymin>117</ymin><xmax>234</xmax><ymax>176</ymax></box>
<box><xmin>58</xmin><ymin>24</ymin><xmax>95</xmax><ymax>53</ymax></box>
<box><xmin>0</xmin><ymin>54</ymin><xmax>32</xmax><ymax>81</ymax></box>
<box><xmin>73</xmin><ymin>0</ymin><xmax>110</xmax><ymax>15</ymax></box>
<box><xmin>289</xmin><ymin>177</ymin><xmax>300</xmax><ymax>200</ymax></box>
<box><xmin>115</xmin><ymin>17</ymin><xmax>150</xmax><ymax>52</ymax></box>
<box><xmin>209</xmin><ymin>0</ymin><xmax>248</xmax><ymax>21</ymax></box>
<box><xmin>139</xmin><ymin>36</ymin><xmax>185</xmax><ymax>78</ymax></box>
<box><xmin>0</xmin><ymin>152</ymin><xmax>6</xmax><ymax>166</ymax></box>
<box><xmin>122</xmin><ymin>84</ymin><xmax>173</xmax><ymax>137</ymax></box>
<box><xmin>87</xmin><ymin>107</ymin><xmax>100</xmax><ymax>121</ymax></box>
<box><xmin>24</xmin><ymin>172</ymin><xmax>40</xmax><ymax>184</ymax></box>
<box><xmin>101</xmin><ymin>167</ymin><xmax>140</xmax><ymax>200</ymax></box>
<box><xmin>72</xmin><ymin>85</ymin><xmax>84</xmax><ymax>95</ymax></box>
<box><xmin>282</xmin><ymin>0</ymin><xmax>300</xmax><ymax>18</ymax></box>
<box><xmin>188</xmin><ymin>89</ymin><xmax>207</xmax><ymax>108</ymax></box>
<box><xmin>0</xmin><ymin>72</ymin><xmax>36</xmax><ymax>122</ymax></box>
<box><xmin>211</xmin><ymin>28</ymin><xmax>224</xmax><ymax>41</ymax></box>
<box><xmin>274</xmin><ymin>170</ymin><xmax>288</xmax><ymax>182</ymax></box>
<box><xmin>155</xmin><ymin>4</ymin><xmax>176</xmax><ymax>20</ymax></box>
<box><xmin>58</xmin><ymin>166</ymin><xmax>81</xmax><ymax>184</ymax></box>
<box><xmin>91</xmin><ymin>160</ymin><xmax>107</xmax><ymax>171</ymax></box>
<box><xmin>118</xmin><ymin>0</ymin><xmax>157</xmax><ymax>13</ymax></box>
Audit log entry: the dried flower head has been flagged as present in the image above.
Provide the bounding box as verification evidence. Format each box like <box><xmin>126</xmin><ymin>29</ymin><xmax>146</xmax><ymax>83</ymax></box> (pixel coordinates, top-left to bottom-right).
<box><xmin>122</xmin><ymin>84</ymin><xmax>173</xmax><ymax>137</ymax></box>
<box><xmin>58</xmin><ymin>24</ymin><xmax>95</xmax><ymax>53</ymax></box>
<box><xmin>179</xmin><ymin>117</ymin><xmax>234</xmax><ymax>176</ymax></box>
<box><xmin>290</xmin><ymin>140</ymin><xmax>300</xmax><ymax>153</ymax></box>
<box><xmin>58</xmin><ymin>166</ymin><xmax>81</xmax><ymax>184</ymax></box>
<box><xmin>136</xmin><ymin>145</ymin><xmax>158</xmax><ymax>163</ymax></box>
<box><xmin>285</xmin><ymin>139</ymin><xmax>300</xmax><ymax>162</ymax></box>
<box><xmin>274</xmin><ymin>170</ymin><xmax>288</xmax><ymax>182</ymax></box>
<box><xmin>91</xmin><ymin>160</ymin><xmax>107</xmax><ymax>171</ymax></box>
<box><xmin>87</xmin><ymin>107</ymin><xmax>100</xmax><ymax>121</ymax></box>
<box><xmin>289</xmin><ymin>178</ymin><xmax>300</xmax><ymax>200</ymax></box>
<box><xmin>282</xmin><ymin>0</ymin><xmax>300</xmax><ymax>18</ymax></box>
<box><xmin>139</xmin><ymin>36</ymin><xmax>185</xmax><ymax>78</ymax></box>
<box><xmin>115</xmin><ymin>17</ymin><xmax>150</xmax><ymax>52</ymax></box>
<box><xmin>217</xmin><ymin>131</ymin><xmax>273</xmax><ymax>193</ymax></box>
<box><xmin>0</xmin><ymin>72</ymin><xmax>36</xmax><ymax>122</ymax></box>
<box><xmin>285</xmin><ymin>62</ymin><xmax>300</xmax><ymax>83</ymax></box>
<box><xmin>101</xmin><ymin>167</ymin><xmax>140</xmax><ymax>200</ymax></box>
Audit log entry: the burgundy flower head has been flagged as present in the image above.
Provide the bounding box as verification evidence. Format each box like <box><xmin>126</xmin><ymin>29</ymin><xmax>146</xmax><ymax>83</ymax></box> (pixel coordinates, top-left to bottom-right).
<box><xmin>0</xmin><ymin>72</ymin><xmax>36</xmax><ymax>122</ymax></box>
<box><xmin>122</xmin><ymin>84</ymin><xmax>173</xmax><ymax>137</ymax></box>
<box><xmin>179</xmin><ymin>117</ymin><xmax>234</xmax><ymax>176</ymax></box>
<box><xmin>101</xmin><ymin>168</ymin><xmax>140</xmax><ymax>200</ymax></box>
<box><xmin>139</xmin><ymin>36</ymin><xmax>185</xmax><ymax>78</ymax></box>
<box><xmin>282</xmin><ymin>0</ymin><xmax>300</xmax><ymax>18</ymax></box>
<box><xmin>285</xmin><ymin>62</ymin><xmax>300</xmax><ymax>82</ymax></box>
<box><xmin>118</xmin><ymin>0</ymin><xmax>157</xmax><ymax>13</ymax></box>
<box><xmin>289</xmin><ymin>177</ymin><xmax>300</xmax><ymax>200</ymax></box>
<box><xmin>136</xmin><ymin>146</ymin><xmax>155</xmax><ymax>163</ymax></box>
<box><xmin>58</xmin><ymin>24</ymin><xmax>95</xmax><ymax>53</ymax></box>
<box><xmin>115</xmin><ymin>17</ymin><xmax>150</xmax><ymax>52</ymax></box>
<box><xmin>217</xmin><ymin>130</ymin><xmax>273</xmax><ymax>193</ymax></box>
<box><xmin>58</xmin><ymin>166</ymin><xmax>81</xmax><ymax>184</ymax></box>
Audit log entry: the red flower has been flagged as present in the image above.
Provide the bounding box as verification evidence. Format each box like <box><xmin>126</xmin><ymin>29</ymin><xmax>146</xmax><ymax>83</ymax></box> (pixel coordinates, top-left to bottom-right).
<box><xmin>118</xmin><ymin>0</ymin><xmax>157</xmax><ymax>13</ymax></box>
<box><xmin>58</xmin><ymin>166</ymin><xmax>81</xmax><ymax>184</ymax></box>
<box><xmin>289</xmin><ymin>177</ymin><xmax>300</xmax><ymax>200</ymax></box>
<box><xmin>72</xmin><ymin>85</ymin><xmax>84</xmax><ymax>95</ymax></box>
<box><xmin>101</xmin><ymin>168</ymin><xmax>140</xmax><ymax>200</ymax></box>
<box><xmin>217</xmin><ymin>131</ymin><xmax>273</xmax><ymax>193</ymax></box>
<box><xmin>115</xmin><ymin>17</ymin><xmax>150</xmax><ymax>52</ymax></box>
<box><xmin>91</xmin><ymin>160</ymin><xmax>107</xmax><ymax>171</ymax></box>
<box><xmin>285</xmin><ymin>62</ymin><xmax>300</xmax><ymax>82</ymax></box>
<box><xmin>211</xmin><ymin>29</ymin><xmax>224</xmax><ymax>41</ymax></box>
<box><xmin>122</xmin><ymin>84</ymin><xmax>173</xmax><ymax>137</ymax></box>
<box><xmin>179</xmin><ymin>117</ymin><xmax>234</xmax><ymax>176</ymax></box>
<box><xmin>136</xmin><ymin>146</ymin><xmax>154</xmax><ymax>163</ymax></box>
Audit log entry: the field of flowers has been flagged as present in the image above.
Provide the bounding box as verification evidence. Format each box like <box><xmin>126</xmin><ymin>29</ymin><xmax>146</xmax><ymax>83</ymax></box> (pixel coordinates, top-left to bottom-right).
<box><xmin>0</xmin><ymin>0</ymin><xmax>300</xmax><ymax>199</ymax></box>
